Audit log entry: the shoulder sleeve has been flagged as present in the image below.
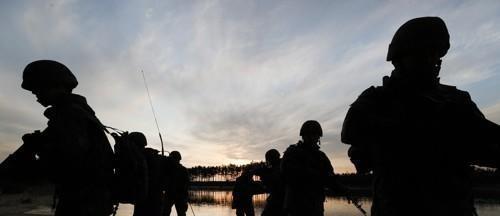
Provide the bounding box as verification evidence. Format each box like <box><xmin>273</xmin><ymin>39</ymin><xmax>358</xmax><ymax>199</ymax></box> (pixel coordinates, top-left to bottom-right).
<box><xmin>41</xmin><ymin>105</ymin><xmax>96</xmax><ymax>180</ymax></box>
<box><xmin>281</xmin><ymin>144</ymin><xmax>300</xmax><ymax>182</ymax></box>
<box><xmin>453</xmin><ymin>89</ymin><xmax>500</xmax><ymax>168</ymax></box>
<box><xmin>461</xmin><ymin>91</ymin><xmax>486</xmax><ymax>120</ymax></box>
<box><xmin>341</xmin><ymin>87</ymin><xmax>380</xmax><ymax>173</ymax></box>
<box><xmin>45</xmin><ymin>106</ymin><xmax>91</xmax><ymax>155</ymax></box>
<box><xmin>341</xmin><ymin>86</ymin><xmax>380</xmax><ymax>145</ymax></box>
<box><xmin>474</xmin><ymin>119</ymin><xmax>500</xmax><ymax>168</ymax></box>
<box><xmin>319</xmin><ymin>151</ymin><xmax>335</xmax><ymax>176</ymax></box>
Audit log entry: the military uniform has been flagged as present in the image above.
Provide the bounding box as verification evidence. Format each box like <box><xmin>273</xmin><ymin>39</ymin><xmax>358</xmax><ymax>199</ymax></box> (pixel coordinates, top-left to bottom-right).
<box><xmin>134</xmin><ymin>148</ymin><xmax>164</xmax><ymax>216</ymax></box>
<box><xmin>342</xmin><ymin>74</ymin><xmax>500</xmax><ymax>216</ymax></box>
<box><xmin>163</xmin><ymin>158</ymin><xmax>189</xmax><ymax>216</ymax></box>
<box><xmin>232</xmin><ymin>173</ymin><xmax>263</xmax><ymax>216</ymax></box>
<box><xmin>281</xmin><ymin>141</ymin><xmax>338</xmax><ymax>216</ymax></box>
<box><xmin>342</xmin><ymin>16</ymin><xmax>500</xmax><ymax>216</ymax></box>
<box><xmin>39</xmin><ymin>93</ymin><xmax>114</xmax><ymax>216</ymax></box>
<box><xmin>20</xmin><ymin>60</ymin><xmax>114</xmax><ymax>216</ymax></box>
<box><xmin>255</xmin><ymin>159</ymin><xmax>285</xmax><ymax>216</ymax></box>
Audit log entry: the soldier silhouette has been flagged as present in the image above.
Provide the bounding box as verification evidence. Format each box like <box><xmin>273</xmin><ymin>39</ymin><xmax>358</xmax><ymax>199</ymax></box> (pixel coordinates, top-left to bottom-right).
<box><xmin>254</xmin><ymin>149</ymin><xmax>285</xmax><ymax>216</ymax></box>
<box><xmin>342</xmin><ymin>17</ymin><xmax>500</xmax><ymax>216</ymax></box>
<box><xmin>232</xmin><ymin>169</ymin><xmax>262</xmax><ymax>216</ymax></box>
<box><xmin>129</xmin><ymin>132</ymin><xmax>163</xmax><ymax>216</ymax></box>
<box><xmin>162</xmin><ymin>151</ymin><xmax>189</xmax><ymax>216</ymax></box>
<box><xmin>281</xmin><ymin>120</ymin><xmax>347</xmax><ymax>216</ymax></box>
<box><xmin>20</xmin><ymin>60</ymin><xmax>114</xmax><ymax>216</ymax></box>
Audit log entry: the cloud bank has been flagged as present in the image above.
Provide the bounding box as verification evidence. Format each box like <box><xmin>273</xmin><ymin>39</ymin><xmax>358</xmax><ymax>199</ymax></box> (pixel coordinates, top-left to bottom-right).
<box><xmin>1</xmin><ymin>1</ymin><xmax>499</xmax><ymax>172</ymax></box>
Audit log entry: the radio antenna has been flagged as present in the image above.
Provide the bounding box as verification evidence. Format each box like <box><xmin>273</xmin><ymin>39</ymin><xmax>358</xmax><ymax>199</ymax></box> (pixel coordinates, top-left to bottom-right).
<box><xmin>141</xmin><ymin>70</ymin><xmax>165</xmax><ymax>156</ymax></box>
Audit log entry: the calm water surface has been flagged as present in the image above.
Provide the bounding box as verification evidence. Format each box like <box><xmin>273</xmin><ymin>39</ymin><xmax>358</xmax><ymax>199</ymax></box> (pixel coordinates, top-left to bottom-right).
<box><xmin>113</xmin><ymin>190</ymin><xmax>500</xmax><ymax>216</ymax></box>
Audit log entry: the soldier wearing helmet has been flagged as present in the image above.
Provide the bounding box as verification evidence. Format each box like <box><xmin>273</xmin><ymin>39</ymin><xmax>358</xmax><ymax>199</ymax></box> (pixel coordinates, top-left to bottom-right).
<box><xmin>254</xmin><ymin>149</ymin><xmax>285</xmax><ymax>216</ymax></box>
<box><xmin>129</xmin><ymin>132</ymin><xmax>164</xmax><ymax>216</ymax></box>
<box><xmin>20</xmin><ymin>60</ymin><xmax>114</xmax><ymax>216</ymax></box>
<box><xmin>281</xmin><ymin>120</ymin><xmax>346</xmax><ymax>216</ymax></box>
<box><xmin>162</xmin><ymin>151</ymin><xmax>189</xmax><ymax>216</ymax></box>
<box><xmin>232</xmin><ymin>168</ymin><xmax>263</xmax><ymax>216</ymax></box>
<box><xmin>342</xmin><ymin>17</ymin><xmax>500</xmax><ymax>216</ymax></box>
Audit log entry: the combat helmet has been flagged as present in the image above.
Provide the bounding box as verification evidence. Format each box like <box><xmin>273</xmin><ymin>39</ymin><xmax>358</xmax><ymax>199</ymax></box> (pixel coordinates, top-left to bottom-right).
<box><xmin>300</xmin><ymin>120</ymin><xmax>323</xmax><ymax>137</ymax></box>
<box><xmin>265</xmin><ymin>149</ymin><xmax>280</xmax><ymax>163</ymax></box>
<box><xmin>129</xmin><ymin>132</ymin><xmax>147</xmax><ymax>148</ymax></box>
<box><xmin>169</xmin><ymin>151</ymin><xmax>182</xmax><ymax>161</ymax></box>
<box><xmin>387</xmin><ymin>17</ymin><xmax>450</xmax><ymax>61</ymax></box>
<box><xmin>22</xmin><ymin>60</ymin><xmax>78</xmax><ymax>91</ymax></box>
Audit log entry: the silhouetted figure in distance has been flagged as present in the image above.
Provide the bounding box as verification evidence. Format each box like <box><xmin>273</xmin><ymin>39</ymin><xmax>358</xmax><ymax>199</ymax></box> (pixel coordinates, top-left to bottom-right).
<box><xmin>254</xmin><ymin>149</ymin><xmax>285</xmax><ymax>216</ymax></box>
<box><xmin>20</xmin><ymin>60</ymin><xmax>114</xmax><ymax>216</ymax></box>
<box><xmin>342</xmin><ymin>17</ymin><xmax>500</xmax><ymax>216</ymax></box>
<box><xmin>162</xmin><ymin>151</ymin><xmax>189</xmax><ymax>216</ymax></box>
<box><xmin>281</xmin><ymin>120</ymin><xmax>346</xmax><ymax>216</ymax></box>
<box><xmin>232</xmin><ymin>169</ymin><xmax>262</xmax><ymax>216</ymax></box>
<box><xmin>129</xmin><ymin>132</ymin><xmax>163</xmax><ymax>216</ymax></box>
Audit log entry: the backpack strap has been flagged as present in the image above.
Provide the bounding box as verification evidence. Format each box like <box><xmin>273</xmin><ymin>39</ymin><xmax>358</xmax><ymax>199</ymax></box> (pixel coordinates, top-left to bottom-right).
<box><xmin>103</xmin><ymin>125</ymin><xmax>124</xmax><ymax>134</ymax></box>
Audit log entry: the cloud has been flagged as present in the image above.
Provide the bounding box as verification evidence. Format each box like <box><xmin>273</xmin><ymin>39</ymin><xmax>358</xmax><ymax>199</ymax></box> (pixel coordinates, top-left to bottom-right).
<box><xmin>483</xmin><ymin>102</ymin><xmax>500</xmax><ymax>124</ymax></box>
<box><xmin>1</xmin><ymin>1</ymin><xmax>500</xmax><ymax>172</ymax></box>
<box><xmin>0</xmin><ymin>98</ymin><xmax>45</xmax><ymax>160</ymax></box>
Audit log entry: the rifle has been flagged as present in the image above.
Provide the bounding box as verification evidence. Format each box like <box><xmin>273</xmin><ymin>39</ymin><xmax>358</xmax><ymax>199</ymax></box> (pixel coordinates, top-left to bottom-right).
<box><xmin>329</xmin><ymin>176</ymin><xmax>368</xmax><ymax>216</ymax></box>
<box><xmin>0</xmin><ymin>131</ymin><xmax>43</xmax><ymax>190</ymax></box>
<box><xmin>346</xmin><ymin>194</ymin><xmax>368</xmax><ymax>216</ymax></box>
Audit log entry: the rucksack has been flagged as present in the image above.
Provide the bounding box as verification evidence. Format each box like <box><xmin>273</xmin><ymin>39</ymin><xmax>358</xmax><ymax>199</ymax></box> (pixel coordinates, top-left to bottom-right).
<box><xmin>109</xmin><ymin>131</ymin><xmax>149</xmax><ymax>204</ymax></box>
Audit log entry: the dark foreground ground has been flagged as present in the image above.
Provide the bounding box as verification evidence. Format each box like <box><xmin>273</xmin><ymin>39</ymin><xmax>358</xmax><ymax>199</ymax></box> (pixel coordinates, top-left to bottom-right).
<box><xmin>0</xmin><ymin>184</ymin><xmax>54</xmax><ymax>216</ymax></box>
<box><xmin>2</xmin><ymin>182</ymin><xmax>500</xmax><ymax>216</ymax></box>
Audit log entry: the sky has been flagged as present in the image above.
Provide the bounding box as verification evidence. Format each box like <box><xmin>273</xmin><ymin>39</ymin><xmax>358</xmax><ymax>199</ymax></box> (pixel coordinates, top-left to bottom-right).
<box><xmin>1</xmin><ymin>0</ymin><xmax>500</xmax><ymax>173</ymax></box>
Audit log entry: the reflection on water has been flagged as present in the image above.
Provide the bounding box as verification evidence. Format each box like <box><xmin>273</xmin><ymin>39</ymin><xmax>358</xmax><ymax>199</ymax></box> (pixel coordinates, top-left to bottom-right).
<box><xmin>189</xmin><ymin>190</ymin><xmax>267</xmax><ymax>207</ymax></box>
<box><xmin>113</xmin><ymin>190</ymin><xmax>500</xmax><ymax>216</ymax></box>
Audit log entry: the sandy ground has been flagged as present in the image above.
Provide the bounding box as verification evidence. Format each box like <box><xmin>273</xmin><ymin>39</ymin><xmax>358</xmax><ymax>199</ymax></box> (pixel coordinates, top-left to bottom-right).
<box><xmin>0</xmin><ymin>185</ymin><xmax>55</xmax><ymax>216</ymax></box>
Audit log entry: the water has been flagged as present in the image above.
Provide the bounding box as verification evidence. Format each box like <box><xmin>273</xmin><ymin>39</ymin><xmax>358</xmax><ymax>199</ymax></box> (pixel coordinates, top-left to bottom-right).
<box><xmin>112</xmin><ymin>190</ymin><xmax>500</xmax><ymax>216</ymax></box>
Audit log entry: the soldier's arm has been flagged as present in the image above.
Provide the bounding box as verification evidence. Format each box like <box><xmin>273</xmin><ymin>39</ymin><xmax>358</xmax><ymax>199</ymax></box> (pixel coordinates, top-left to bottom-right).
<box><xmin>280</xmin><ymin>146</ymin><xmax>301</xmax><ymax>183</ymax></box>
<box><xmin>250</xmin><ymin>181</ymin><xmax>267</xmax><ymax>195</ymax></box>
<box><xmin>321</xmin><ymin>152</ymin><xmax>349</xmax><ymax>195</ymax></box>
<box><xmin>0</xmin><ymin>131</ymin><xmax>43</xmax><ymax>177</ymax></box>
<box><xmin>342</xmin><ymin>107</ymin><xmax>373</xmax><ymax>174</ymax></box>
<box><xmin>470</xmin><ymin>118</ymin><xmax>500</xmax><ymax>168</ymax></box>
<box><xmin>461</xmin><ymin>92</ymin><xmax>500</xmax><ymax>168</ymax></box>
<box><xmin>43</xmin><ymin>109</ymin><xmax>91</xmax><ymax>176</ymax></box>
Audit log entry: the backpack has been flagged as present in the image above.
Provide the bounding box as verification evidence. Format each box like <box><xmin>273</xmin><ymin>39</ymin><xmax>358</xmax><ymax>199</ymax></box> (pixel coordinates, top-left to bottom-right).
<box><xmin>109</xmin><ymin>131</ymin><xmax>149</xmax><ymax>204</ymax></box>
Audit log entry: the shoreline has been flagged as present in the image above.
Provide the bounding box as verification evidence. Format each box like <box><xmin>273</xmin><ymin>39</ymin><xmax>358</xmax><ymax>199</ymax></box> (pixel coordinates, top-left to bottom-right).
<box><xmin>189</xmin><ymin>181</ymin><xmax>500</xmax><ymax>198</ymax></box>
<box><xmin>1</xmin><ymin>183</ymin><xmax>500</xmax><ymax>216</ymax></box>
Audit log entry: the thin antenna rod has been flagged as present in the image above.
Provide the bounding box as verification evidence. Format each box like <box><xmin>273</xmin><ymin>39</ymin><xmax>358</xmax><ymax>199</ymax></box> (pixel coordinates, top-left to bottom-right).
<box><xmin>141</xmin><ymin>70</ymin><xmax>165</xmax><ymax>156</ymax></box>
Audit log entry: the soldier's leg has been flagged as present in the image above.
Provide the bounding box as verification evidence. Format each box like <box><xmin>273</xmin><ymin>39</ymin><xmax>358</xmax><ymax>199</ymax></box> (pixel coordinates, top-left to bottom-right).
<box><xmin>245</xmin><ymin>206</ymin><xmax>255</xmax><ymax>216</ymax></box>
<box><xmin>54</xmin><ymin>198</ymin><xmax>78</xmax><ymax>216</ymax></box>
<box><xmin>236</xmin><ymin>209</ymin><xmax>245</xmax><ymax>216</ymax></box>
<box><xmin>133</xmin><ymin>200</ymin><xmax>147</xmax><ymax>216</ymax></box>
<box><xmin>261</xmin><ymin>204</ymin><xmax>273</xmax><ymax>216</ymax></box>
<box><xmin>149</xmin><ymin>193</ymin><xmax>164</xmax><ymax>216</ymax></box>
<box><xmin>162</xmin><ymin>196</ymin><xmax>175</xmax><ymax>216</ymax></box>
<box><xmin>174</xmin><ymin>200</ymin><xmax>188</xmax><ymax>216</ymax></box>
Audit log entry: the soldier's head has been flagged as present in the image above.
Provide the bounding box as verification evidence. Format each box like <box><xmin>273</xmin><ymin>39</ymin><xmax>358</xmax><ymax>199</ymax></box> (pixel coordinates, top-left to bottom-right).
<box><xmin>265</xmin><ymin>149</ymin><xmax>280</xmax><ymax>166</ymax></box>
<box><xmin>387</xmin><ymin>17</ymin><xmax>450</xmax><ymax>85</ymax></box>
<box><xmin>169</xmin><ymin>151</ymin><xmax>182</xmax><ymax>163</ymax></box>
<box><xmin>300</xmin><ymin>120</ymin><xmax>323</xmax><ymax>146</ymax></box>
<box><xmin>22</xmin><ymin>60</ymin><xmax>78</xmax><ymax>107</ymax></box>
<box><xmin>129</xmin><ymin>132</ymin><xmax>147</xmax><ymax>148</ymax></box>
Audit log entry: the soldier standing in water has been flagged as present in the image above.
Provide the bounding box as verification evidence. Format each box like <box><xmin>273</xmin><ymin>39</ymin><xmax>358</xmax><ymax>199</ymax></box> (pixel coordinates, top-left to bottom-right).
<box><xmin>162</xmin><ymin>151</ymin><xmax>189</xmax><ymax>216</ymax></box>
<box><xmin>254</xmin><ymin>149</ymin><xmax>285</xmax><ymax>216</ymax></box>
<box><xmin>281</xmin><ymin>120</ymin><xmax>347</xmax><ymax>216</ymax></box>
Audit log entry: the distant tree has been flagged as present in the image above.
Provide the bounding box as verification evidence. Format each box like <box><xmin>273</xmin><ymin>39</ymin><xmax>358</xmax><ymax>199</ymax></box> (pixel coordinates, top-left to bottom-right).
<box><xmin>189</xmin><ymin>162</ymin><xmax>265</xmax><ymax>182</ymax></box>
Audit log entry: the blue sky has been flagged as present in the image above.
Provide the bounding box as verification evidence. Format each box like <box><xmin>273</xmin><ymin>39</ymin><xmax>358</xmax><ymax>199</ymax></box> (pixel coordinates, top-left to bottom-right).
<box><xmin>1</xmin><ymin>0</ymin><xmax>500</xmax><ymax>173</ymax></box>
